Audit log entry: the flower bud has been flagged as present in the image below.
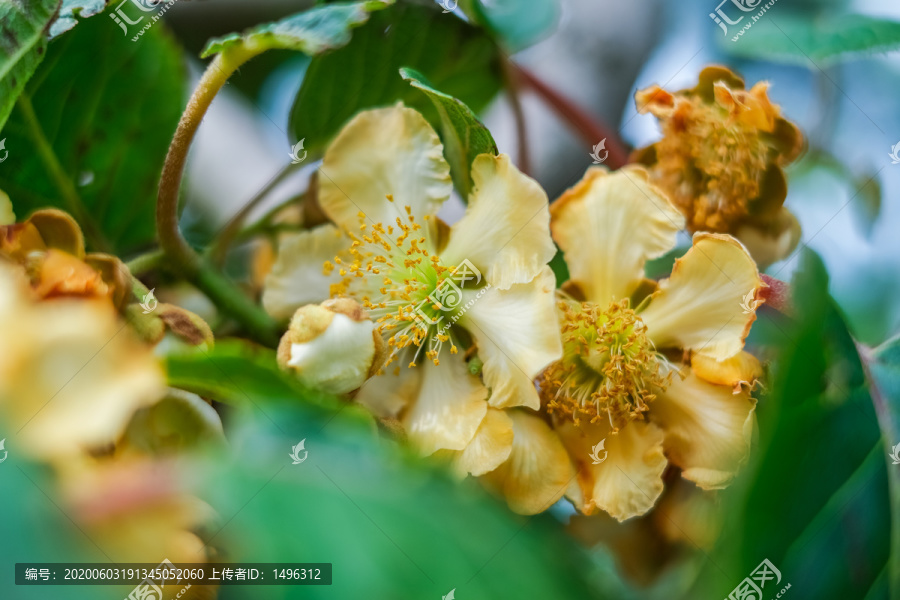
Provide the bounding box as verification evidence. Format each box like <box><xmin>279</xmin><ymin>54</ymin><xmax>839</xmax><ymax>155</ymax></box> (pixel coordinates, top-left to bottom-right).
<box><xmin>276</xmin><ymin>298</ymin><xmax>384</xmax><ymax>394</ymax></box>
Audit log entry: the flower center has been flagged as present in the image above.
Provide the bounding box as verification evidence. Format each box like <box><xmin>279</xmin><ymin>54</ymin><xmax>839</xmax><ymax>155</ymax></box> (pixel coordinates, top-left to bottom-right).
<box><xmin>326</xmin><ymin>202</ymin><xmax>462</xmax><ymax>368</ymax></box>
<box><xmin>541</xmin><ymin>299</ymin><xmax>672</xmax><ymax>431</ymax></box>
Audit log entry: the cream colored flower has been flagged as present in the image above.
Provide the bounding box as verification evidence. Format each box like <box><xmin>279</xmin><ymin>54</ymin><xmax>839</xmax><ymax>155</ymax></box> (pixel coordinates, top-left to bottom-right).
<box><xmin>488</xmin><ymin>166</ymin><xmax>763</xmax><ymax>520</ymax></box>
<box><xmin>0</xmin><ymin>261</ymin><xmax>165</xmax><ymax>463</ymax></box>
<box><xmin>263</xmin><ymin>104</ymin><xmax>562</xmax><ymax>466</ymax></box>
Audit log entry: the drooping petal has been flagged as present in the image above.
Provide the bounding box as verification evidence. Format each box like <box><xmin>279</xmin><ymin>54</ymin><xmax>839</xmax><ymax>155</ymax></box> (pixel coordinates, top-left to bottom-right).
<box><xmin>650</xmin><ymin>370</ymin><xmax>756</xmax><ymax>490</ymax></box>
<box><xmin>640</xmin><ymin>233</ymin><xmax>763</xmax><ymax>359</ymax></box>
<box><xmin>458</xmin><ymin>266</ymin><xmax>562</xmax><ymax>410</ymax></box>
<box><xmin>559</xmin><ymin>420</ymin><xmax>667</xmax><ymax>521</ymax></box>
<box><xmin>262</xmin><ymin>224</ymin><xmax>350</xmax><ymax>319</ymax></box>
<box><xmin>441</xmin><ymin>154</ymin><xmax>555</xmax><ymax>289</ymax></box>
<box><xmin>318</xmin><ymin>104</ymin><xmax>451</xmax><ymax>247</ymax></box>
<box><xmin>691</xmin><ymin>351</ymin><xmax>763</xmax><ymax>393</ymax></box>
<box><xmin>484</xmin><ymin>411</ymin><xmax>574</xmax><ymax>515</ymax></box>
<box><xmin>448</xmin><ymin>407</ymin><xmax>514</xmax><ymax>477</ymax></box>
<box><xmin>403</xmin><ymin>351</ymin><xmax>488</xmax><ymax>456</ymax></box>
<box><xmin>550</xmin><ymin>166</ymin><xmax>684</xmax><ymax>306</ymax></box>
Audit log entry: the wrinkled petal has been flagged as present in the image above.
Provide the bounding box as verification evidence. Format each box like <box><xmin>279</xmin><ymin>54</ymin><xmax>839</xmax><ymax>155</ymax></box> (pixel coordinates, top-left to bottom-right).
<box><xmin>459</xmin><ymin>266</ymin><xmax>562</xmax><ymax>410</ymax></box>
<box><xmin>651</xmin><ymin>370</ymin><xmax>756</xmax><ymax>489</ymax></box>
<box><xmin>403</xmin><ymin>352</ymin><xmax>488</xmax><ymax>456</ymax></box>
<box><xmin>559</xmin><ymin>420</ymin><xmax>667</xmax><ymax>521</ymax></box>
<box><xmin>484</xmin><ymin>411</ymin><xmax>574</xmax><ymax>515</ymax></box>
<box><xmin>551</xmin><ymin>166</ymin><xmax>683</xmax><ymax>305</ymax></box>
<box><xmin>641</xmin><ymin>233</ymin><xmax>763</xmax><ymax>359</ymax></box>
<box><xmin>318</xmin><ymin>105</ymin><xmax>451</xmax><ymax>247</ymax></box>
<box><xmin>448</xmin><ymin>407</ymin><xmax>514</xmax><ymax>477</ymax></box>
<box><xmin>442</xmin><ymin>154</ymin><xmax>555</xmax><ymax>289</ymax></box>
<box><xmin>262</xmin><ymin>225</ymin><xmax>349</xmax><ymax>320</ymax></box>
<box><xmin>691</xmin><ymin>351</ymin><xmax>763</xmax><ymax>393</ymax></box>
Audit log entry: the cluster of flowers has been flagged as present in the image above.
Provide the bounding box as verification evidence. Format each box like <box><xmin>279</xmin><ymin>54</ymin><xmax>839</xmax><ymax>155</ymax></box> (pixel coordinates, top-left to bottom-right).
<box><xmin>265</xmin><ymin>66</ymin><xmax>801</xmax><ymax>525</ymax></box>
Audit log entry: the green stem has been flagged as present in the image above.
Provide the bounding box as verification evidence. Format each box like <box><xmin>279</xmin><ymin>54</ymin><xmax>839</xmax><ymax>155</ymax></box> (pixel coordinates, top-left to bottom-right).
<box><xmin>126</xmin><ymin>249</ymin><xmax>166</xmax><ymax>277</ymax></box>
<box><xmin>156</xmin><ymin>43</ymin><xmax>280</xmax><ymax>346</ymax></box>
<box><xmin>17</xmin><ymin>94</ymin><xmax>109</xmax><ymax>251</ymax></box>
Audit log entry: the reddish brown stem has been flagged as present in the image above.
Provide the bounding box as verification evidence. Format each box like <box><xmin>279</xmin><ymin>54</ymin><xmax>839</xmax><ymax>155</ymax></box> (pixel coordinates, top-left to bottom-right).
<box><xmin>513</xmin><ymin>64</ymin><xmax>629</xmax><ymax>169</ymax></box>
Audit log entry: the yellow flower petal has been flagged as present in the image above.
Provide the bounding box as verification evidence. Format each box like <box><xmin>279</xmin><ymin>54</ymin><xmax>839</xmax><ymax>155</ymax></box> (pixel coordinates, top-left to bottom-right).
<box><xmin>0</xmin><ymin>188</ymin><xmax>14</xmax><ymax>225</ymax></box>
<box><xmin>318</xmin><ymin>104</ymin><xmax>451</xmax><ymax>246</ymax></box>
<box><xmin>441</xmin><ymin>154</ymin><xmax>555</xmax><ymax>289</ymax></box>
<box><xmin>450</xmin><ymin>407</ymin><xmax>514</xmax><ymax>477</ymax></box>
<box><xmin>691</xmin><ymin>350</ymin><xmax>763</xmax><ymax>393</ymax></box>
<box><xmin>459</xmin><ymin>266</ymin><xmax>562</xmax><ymax>410</ymax></box>
<box><xmin>559</xmin><ymin>420</ymin><xmax>667</xmax><ymax>521</ymax></box>
<box><xmin>403</xmin><ymin>351</ymin><xmax>488</xmax><ymax>456</ymax></box>
<box><xmin>651</xmin><ymin>370</ymin><xmax>756</xmax><ymax>489</ymax></box>
<box><xmin>262</xmin><ymin>224</ymin><xmax>350</xmax><ymax>320</ymax></box>
<box><xmin>640</xmin><ymin>233</ymin><xmax>763</xmax><ymax>359</ymax></box>
<box><xmin>484</xmin><ymin>411</ymin><xmax>574</xmax><ymax>515</ymax></box>
<box><xmin>551</xmin><ymin>166</ymin><xmax>684</xmax><ymax>305</ymax></box>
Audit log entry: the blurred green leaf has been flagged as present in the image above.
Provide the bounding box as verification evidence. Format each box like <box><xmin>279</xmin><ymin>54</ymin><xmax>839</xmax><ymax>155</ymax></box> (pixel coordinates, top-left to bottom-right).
<box><xmin>290</xmin><ymin>1</ymin><xmax>502</xmax><ymax>156</ymax></box>
<box><xmin>0</xmin><ymin>0</ymin><xmax>57</xmax><ymax>132</ymax></box>
<box><xmin>463</xmin><ymin>0</ymin><xmax>560</xmax><ymax>52</ymax></box>
<box><xmin>165</xmin><ymin>338</ymin><xmax>344</xmax><ymax>414</ymax></box>
<box><xmin>862</xmin><ymin>334</ymin><xmax>900</xmax><ymax>597</ymax></box>
<box><xmin>0</xmin><ymin>15</ymin><xmax>185</xmax><ymax>254</ymax></box>
<box><xmin>201</xmin><ymin>0</ymin><xmax>393</xmax><ymax>58</ymax></box>
<box><xmin>686</xmin><ymin>251</ymin><xmax>890</xmax><ymax>599</ymax></box>
<box><xmin>400</xmin><ymin>67</ymin><xmax>497</xmax><ymax>197</ymax></box>
<box><xmin>196</xmin><ymin>399</ymin><xmax>601</xmax><ymax>599</ymax></box>
<box><xmin>725</xmin><ymin>13</ymin><xmax>900</xmax><ymax>65</ymax></box>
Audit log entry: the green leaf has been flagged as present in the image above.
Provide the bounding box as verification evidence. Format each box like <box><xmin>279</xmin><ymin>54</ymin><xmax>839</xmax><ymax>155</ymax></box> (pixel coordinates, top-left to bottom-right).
<box><xmin>201</xmin><ymin>0</ymin><xmax>394</xmax><ymax>58</ymax></box>
<box><xmin>725</xmin><ymin>13</ymin><xmax>900</xmax><ymax>65</ymax></box>
<box><xmin>0</xmin><ymin>14</ymin><xmax>185</xmax><ymax>254</ymax></box>
<box><xmin>0</xmin><ymin>0</ymin><xmax>57</xmax><ymax>132</ymax></box>
<box><xmin>290</xmin><ymin>1</ymin><xmax>502</xmax><ymax>156</ymax></box>
<box><xmin>400</xmin><ymin>67</ymin><xmax>497</xmax><ymax>197</ymax></box>
<box><xmin>686</xmin><ymin>250</ymin><xmax>890</xmax><ymax>599</ymax></box>
<box><xmin>464</xmin><ymin>0</ymin><xmax>560</xmax><ymax>52</ymax></box>
<box><xmin>49</xmin><ymin>0</ymin><xmax>110</xmax><ymax>38</ymax></box>
<box><xmin>165</xmin><ymin>338</ymin><xmax>346</xmax><ymax>414</ymax></box>
<box><xmin>193</xmin><ymin>399</ymin><xmax>601</xmax><ymax>599</ymax></box>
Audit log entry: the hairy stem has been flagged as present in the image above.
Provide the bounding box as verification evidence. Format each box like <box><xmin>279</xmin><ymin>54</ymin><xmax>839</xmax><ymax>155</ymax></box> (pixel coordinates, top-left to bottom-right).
<box><xmin>157</xmin><ymin>44</ymin><xmax>280</xmax><ymax>346</ymax></box>
<box><xmin>501</xmin><ymin>58</ymin><xmax>531</xmax><ymax>176</ymax></box>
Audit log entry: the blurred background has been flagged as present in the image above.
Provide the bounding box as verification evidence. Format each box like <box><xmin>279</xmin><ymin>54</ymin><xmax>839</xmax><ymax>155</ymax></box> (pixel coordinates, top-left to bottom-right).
<box><xmin>1</xmin><ymin>0</ymin><xmax>899</xmax><ymax>598</ymax></box>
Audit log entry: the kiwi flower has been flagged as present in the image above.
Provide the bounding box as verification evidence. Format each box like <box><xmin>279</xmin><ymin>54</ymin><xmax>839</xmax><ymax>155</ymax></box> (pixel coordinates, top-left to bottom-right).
<box><xmin>263</xmin><ymin>104</ymin><xmax>562</xmax><ymax>465</ymax></box>
<box><xmin>489</xmin><ymin>166</ymin><xmax>764</xmax><ymax>520</ymax></box>
<box><xmin>632</xmin><ymin>66</ymin><xmax>804</xmax><ymax>267</ymax></box>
